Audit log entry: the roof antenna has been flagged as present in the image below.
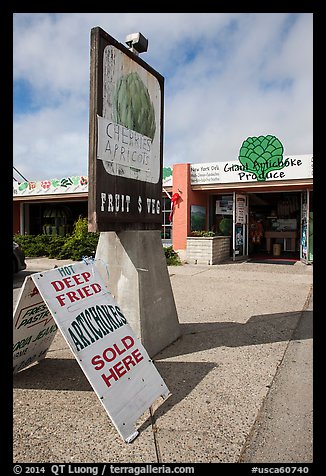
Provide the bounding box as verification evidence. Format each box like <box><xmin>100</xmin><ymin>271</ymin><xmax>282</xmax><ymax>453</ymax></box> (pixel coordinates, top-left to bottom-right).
<box><xmin>13</xmin><ymin>166</ymin><xmax>28</xmax><ymax>182</ymax></box>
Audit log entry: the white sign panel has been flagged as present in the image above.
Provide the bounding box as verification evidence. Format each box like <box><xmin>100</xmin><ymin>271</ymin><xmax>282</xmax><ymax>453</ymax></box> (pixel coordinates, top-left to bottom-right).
<box><xmin>13</xmin><ymin>276</ymin><xmax>58</xmax><ymax>374</ymax></box>
<box><xmin>97</xmin><ymin>115</ymin><xmax>154</xmax><ymax>179</ymax></box>
<box><xmin>162</xmin><ymin>167</ymin><xmax>173</xmax><ymax>187</ymax></box>
<box><xmin>215</xmin><ymin>199</ymin><xmax>233</xmax><ymax>215</ymax></box>
<box><xmin>30</xmin><ymin>261</ymin><xmax>169</xmax><ymax>442</ymax></box>
<box><xmin>191</xmin><ymin>155</ymin><xmax>313</xmax><ymax>185</ymax></box>
<box><xmin>98</xmin><ymin>44</ymin><xmax>161</xmax><ymax>184</ymax></box>
<box><xmin>190</xmin><ymin>163</ymin><xmax>220</xmax><ymax>185</ymax></box>
<box><xmin>235</xmin><ymin>194</ymin><xmax>248</xmax><ymax>224</ymax></box>
<box><xmin>13</xmin><ymin>176</ymin><xmax>88</xmax><ymax>197</ymax></box>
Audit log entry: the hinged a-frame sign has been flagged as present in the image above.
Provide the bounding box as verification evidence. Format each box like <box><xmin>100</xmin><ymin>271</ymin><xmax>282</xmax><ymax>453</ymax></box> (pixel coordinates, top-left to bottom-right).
<box><xmin>13</xmin><ymin>261</ymin><xmax>170</xmax><ymax>443</ymax></box>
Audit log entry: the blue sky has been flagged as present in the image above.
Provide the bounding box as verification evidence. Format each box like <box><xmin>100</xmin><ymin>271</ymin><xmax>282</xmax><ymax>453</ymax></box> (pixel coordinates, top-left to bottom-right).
<box><xmin>13</xmin><ymin>13</ymin><xmax>313</xmax><ymax>182</ymax></box>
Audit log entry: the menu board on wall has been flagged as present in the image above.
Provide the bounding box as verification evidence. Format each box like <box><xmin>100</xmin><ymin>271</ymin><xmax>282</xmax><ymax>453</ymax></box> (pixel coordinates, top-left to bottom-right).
<box><xmin>235</xmin><ymin>194</ymin><xmax>248</xmax><ymax>224</ymax></box>
<box><xmin>216</xmin><ymin>199</ymin><xmax>233</xmax><ymax>215</ymax></box>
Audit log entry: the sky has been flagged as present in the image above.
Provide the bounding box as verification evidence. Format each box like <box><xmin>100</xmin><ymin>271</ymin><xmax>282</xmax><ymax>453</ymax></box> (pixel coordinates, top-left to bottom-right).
<box><xmin>13</xmin><ymin>12</ymin><xmax>313</xmax><ymax>182</ymax></box>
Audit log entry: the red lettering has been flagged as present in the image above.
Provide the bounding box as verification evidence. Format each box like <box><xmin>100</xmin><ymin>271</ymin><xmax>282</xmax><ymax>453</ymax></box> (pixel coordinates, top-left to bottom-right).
<box><xmin>76</xmin><ymin>284</ymin><xmax>101</xmax><ymax>299</ymax></box>
<box><xmin>76</xmin><ymin>287</ymin><xmax>85</xmax><ymax>299</ymax></box>
<box><xmin>62</xmin><ymin>276</ymin><xmax>73</xmax><ymax>288</ymax></box>
<box><xmin>55</xmin><ymin>294</ymin><xmax>66</xmax><ymax>307</ymax></box>
<box><xmin>103</xmin><ymin>347</ymin><xmax>116</xmax><ymax>363</ymax></box>
<box><xmin>121</xmin><ymin>335</ymin><xmax>134</xmax><ymax>350</ymax></box>
<box><xmin>51</xmin><ymin>280</ymin><xmax>64</xmax><ymax>292</ymax></box>
<box><xmin>81</xmin><ymin>271</ymin><xmax>91</xmax><ymax>283</ymax></box>
<box><xmin>122</xmin><ymin>354</ymin><xmax>136</xmax><ymax>371</ymax></box>
<box><xmin>66</xmin><ymin>291</ymin><xmax>80</xmax><ymax>303</ymax></box>
<box><xmin>90</xmin><ymin>283</ymin><xmax>101</xmax><ymax>294</ymax></box>
<box><xmin>82</xmin><ymin>285</ymin><xmax>92</xmax><ymax>297</ymax></box>
<box><xmin>71</xmin><ymin>274</ymin><xmax>83</xmax><ymax>285</ymax></box>
<box><xmin>113</xmin><ymin>342</ymin><xmax>127</xmax><ymax>357</ymax></box>
<box><xmin>113</xmin><ymin>361</ymin><xmax>127</xmax><ymax>378</ymax></box>
<box><xmin>91</xmin><ymin>355</ymin><xmax>104</xmax><ymax>370</ymax></box>
<box><xmin>132</xmin><ymin>348</ymin><xmax>144</xmax><ymax>364</ymax></box>
<box><xmin>101</xmin><ymin>367</ymin><xmax>118</xmax><ymax>388</ymax></box>
<box><xmin>51</xmin><ymin>274</ymin><xmax>96</xmax><ymax>299</ymax></box>
<box><xmin>91</xmin><ymin>337</ymin><xmax>143</xmax><ymax>388</ymax></box>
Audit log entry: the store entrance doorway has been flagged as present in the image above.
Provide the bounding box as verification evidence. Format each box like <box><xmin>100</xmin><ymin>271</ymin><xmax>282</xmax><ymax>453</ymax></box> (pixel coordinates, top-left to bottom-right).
<box><xmin>248</xmin><ymin>191</ymin><xmax>301</xmax><ymax>261</ymax></box>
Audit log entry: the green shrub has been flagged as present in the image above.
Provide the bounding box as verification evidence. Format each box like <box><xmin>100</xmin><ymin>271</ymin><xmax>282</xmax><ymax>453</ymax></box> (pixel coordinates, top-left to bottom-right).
<box><xmin>14</xmin><ymin>217</ymin><xmax>99</xmax><ymax>261</ymax></box>
<box><xmin>190</xmin><ymin>230</ymin><xmax>216</xmax><ymax>237</ymax></box>
<box><xmin>58</xmin><ymin>217</ymin><xmax>99</xmax><ymax>261</ymax></box>
<box><xmin>46</xmin><ymin>235</ymin><xmax>66</xmax><ymax>258</ymax></box>
<box><xmin>13</xmin><ymin>234</ymin><xmax>53</xmax><ymax>257</ymax></box>
<box><xmin>15</xmin><ymin>219</ymin><xmax>182</xmax><ymax>266</ymax></box>
<box><xmin>164</xmin><ymin>246</ymin><xmax>182</xmax><ymax>266</ymax></box>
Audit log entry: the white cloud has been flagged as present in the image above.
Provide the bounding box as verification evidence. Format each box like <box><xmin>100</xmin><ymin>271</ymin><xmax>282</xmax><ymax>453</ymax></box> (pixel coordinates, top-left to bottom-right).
<box><xmin>13</xmin><ymin>97</ymin><xmax>89</xmax><ymax>179</ymax></box>
<box><xmin>13</xmin><ymin>13</ymin><xmax>313</xmax><ymax>181</ymax></box>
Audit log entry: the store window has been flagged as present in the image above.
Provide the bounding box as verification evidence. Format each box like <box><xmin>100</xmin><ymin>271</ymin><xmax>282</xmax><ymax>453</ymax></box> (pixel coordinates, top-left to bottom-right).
<box><xmin>26</xmin><ymin>201</ymin><xmax>88</xmax><ymax>236</ymax></box>
<box><xmin>161</xmin><ymin>196</ymin><xmax>172</xmax><ymax>246</ymax></box>
<box><xmin>43</xmin><ymin>205</ymin><xmax>73</xmax><ymax>236</ymax></box>
<box><xmin>214</xmin><ymin>194</ymin><xmax>233</xmax><ymax>236</ymax></box>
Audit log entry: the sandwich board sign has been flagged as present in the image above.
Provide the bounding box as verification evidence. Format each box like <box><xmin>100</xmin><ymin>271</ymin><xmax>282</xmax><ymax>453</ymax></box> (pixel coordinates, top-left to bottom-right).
<box><xmin>13</xmin><ymin>261</ymin><xmax>170</xmax><ymax>442</ymax></box>
<box><xmin>13</xmin><ymin>277</ymin><xmax>58</xmax><ymax>374</ymax></box>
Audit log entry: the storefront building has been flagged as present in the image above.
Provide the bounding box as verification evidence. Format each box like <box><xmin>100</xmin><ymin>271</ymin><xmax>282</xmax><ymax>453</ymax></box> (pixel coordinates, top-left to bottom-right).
<box><xmin>13</xmin><ymin>176</ymin><xmax>89</xmax><ymax>237</ymax></box>
<box><xmin>166</xmin><ymin>153</ymin><xmax>313</xmax><ymax>264</ymax></box>
<box><xmin>13</xmin><ymin>153</ymin><xmax>313</xmax><ymax>264</ymax></box>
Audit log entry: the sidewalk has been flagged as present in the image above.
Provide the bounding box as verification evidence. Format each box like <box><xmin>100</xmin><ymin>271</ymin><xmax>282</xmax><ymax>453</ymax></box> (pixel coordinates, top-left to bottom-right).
<box><xmin>13</xmin><ymin>258</ymin><xmax>313</xmax><ymax>463</ymax></box>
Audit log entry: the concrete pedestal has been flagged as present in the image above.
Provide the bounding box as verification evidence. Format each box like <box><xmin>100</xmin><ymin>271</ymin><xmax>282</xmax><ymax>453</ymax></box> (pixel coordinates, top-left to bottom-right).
<box><xmin>95</xmin><ymin>230</ymin><xmax>181</xmax><ymax>358</ymax></box>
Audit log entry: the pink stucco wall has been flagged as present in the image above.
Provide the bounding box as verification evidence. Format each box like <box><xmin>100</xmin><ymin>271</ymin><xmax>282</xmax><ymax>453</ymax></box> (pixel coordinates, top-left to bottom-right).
<box><xmin>172</xmin><ymin>164</ymin><xmax>208</xmax><ymax>250</ymax></box>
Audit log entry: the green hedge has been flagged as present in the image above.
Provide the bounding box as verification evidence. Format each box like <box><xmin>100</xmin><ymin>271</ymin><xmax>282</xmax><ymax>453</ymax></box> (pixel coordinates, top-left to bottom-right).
<box><xmin>190</xmin><ymin>230</ymin><xmax>216</xmax><ymax>237</ymax></box>
<box><xmin>13</xmin><ymin>234</ymin><xmax>66</xmax><ymax>258</ymax></box>
<box><xmin>164</xmin><ymin>246</ymin><xmax>182</xmax><ymax>266</ymax></box>
<box><xmin>14</xmin><ymin>217</ymin><xmax>182</xmax><ymax>265</ymax></box>
<box><xmin>14</xmin><ymin>217</ymin><xmax>99</xmax><ymax>261</ymax></box>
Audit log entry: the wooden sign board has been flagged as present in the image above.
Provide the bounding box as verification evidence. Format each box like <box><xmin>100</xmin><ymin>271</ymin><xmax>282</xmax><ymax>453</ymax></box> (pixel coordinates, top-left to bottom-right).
<box><xmin>88</xmin><ymin>27</ymin><xmax>164</xmax><ymax>232</ymax></box>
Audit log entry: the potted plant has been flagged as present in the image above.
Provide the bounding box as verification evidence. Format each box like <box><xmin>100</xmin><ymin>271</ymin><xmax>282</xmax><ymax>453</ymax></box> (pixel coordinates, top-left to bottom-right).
<box><xmin>186</xmin><ymin>230</ymin><xmax>231</xmax><ymax>265</ymax></box>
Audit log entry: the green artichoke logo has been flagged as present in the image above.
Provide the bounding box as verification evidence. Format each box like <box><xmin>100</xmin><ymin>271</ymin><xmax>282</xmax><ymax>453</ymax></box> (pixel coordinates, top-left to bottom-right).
<box><xmin>238</xmin><ymin>135</ymin><xmax>284</xmax><ymax>181</ymax></box>
<box><xmin>163</xmin><ymin>167</ymin><xmax>173</xmax><ymax>181</ymax></box>
<box><xmin>112</xmin><ymin>72</ymin><xmax>156</xmax><ymax>140</ymax></box>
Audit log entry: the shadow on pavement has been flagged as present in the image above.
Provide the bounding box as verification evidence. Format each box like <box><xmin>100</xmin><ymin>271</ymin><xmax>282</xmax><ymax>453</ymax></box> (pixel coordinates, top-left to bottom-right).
<box><xmin>13</xmin><ymin>310</ymin><xmax>312</xmax><ymax>392</ymax></box>
<box><xmin>13</xmin><ymin>356</ymin><xmax>216</xmax><ymax>436</ymax></box>
<box><xmin>13</xmin><ymin>309</ymin><xmax>312</xmax><ymax>438</ymax></box>
<box><xmin>138</xmin><ymin>360</ymin><xmax>217</xmax><ymax>434</ymax></box>
<box><xmin>154</xmin><ymin>310</ymin><xmax>313</xmax><ymax>360</ymax></box>
<box><xmin>13</xmin><ymin>358</ymin><xmax>92</xmax><ymax>391</ymax></box>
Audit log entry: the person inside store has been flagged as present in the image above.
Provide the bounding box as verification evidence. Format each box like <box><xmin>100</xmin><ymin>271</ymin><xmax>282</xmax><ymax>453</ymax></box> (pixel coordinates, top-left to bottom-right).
<box><xmin>249</xmin><ymin>214</ymin><xmax>264</xmax><ymax>254</ymax></box>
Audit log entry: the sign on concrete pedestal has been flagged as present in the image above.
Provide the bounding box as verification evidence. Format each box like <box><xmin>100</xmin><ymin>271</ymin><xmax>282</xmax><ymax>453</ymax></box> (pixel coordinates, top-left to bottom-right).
<box><xmin>13</xmin><ymin>261</ymin><xmax>170</xmax><ymax>443</ymax></box>
<box><xmin>88</xmin><ymin>26</ymin><xmax>180</xmax><ymax>357</ymax></box>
